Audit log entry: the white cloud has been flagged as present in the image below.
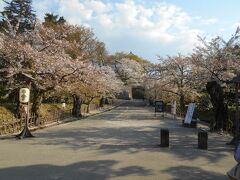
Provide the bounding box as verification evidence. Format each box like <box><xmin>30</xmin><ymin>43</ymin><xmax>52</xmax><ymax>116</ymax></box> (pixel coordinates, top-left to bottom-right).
<box><xmin>95</xmin><ymin>0</ymin><xmax>200</xmax><ymax>46</ymax></box>
<box><xmin>143</xmin><ymin>30</ymin><xmax>175</xmax><ymax>43</ymax></box>
<box><xmin>58</xmin><ymin>0</ymin><xmax>93</xmax><ymax>24</ymax></box>
<box><xmin>85</xmin><ymin>0</ymin><xmax>112</xmax><ymax>14</ymax></box>
<box><xmin>194</xmin><ymin>16</ymin><xmax>218</xmax><ymax>25</ymax></box>
<box><xmin>203</xmin><ymin>18</ymin><xmax>218</xmax><ymax>25</ymax></box>
<box><xmin>115</xmin><ymin>0</ymin><xmax>139</xmax><ymax>26</ymax></box>
<box><xmin>96</xmin><ymin>14</ymin><xmax>113</xmax><ymax>26</ymax></box>
<box><xmin>32</xmin><ymin>0</ymin><xmax>221</xmax><ymax>61</ymax></box>
<box><xmin>176</xmin><ymin>29</ymin><xmax>203</xmax><ymax>53</ymax></box>
<box><xmin>33</xmin><ymin>0</ymin><xmax>59</xmax><ymax>20</ymax></box>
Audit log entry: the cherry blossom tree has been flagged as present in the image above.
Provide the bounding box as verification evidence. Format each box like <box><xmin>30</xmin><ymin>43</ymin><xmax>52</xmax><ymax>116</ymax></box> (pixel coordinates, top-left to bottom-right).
<box><xmin>112</xmin><ymin>58</ymin><xmax>144</xmax><ymax>99</ymax></box>
<box><xmin>59</xmin><ymin>64</ymin><xmax>123</xmax><ymax>116</ymax></box>
<box><xmin>0</xmin><ymin>11</ymin><xmax>114</xmax><ymax>121</ymax></box>
<box><xmin>114</xmin><ymin>58</ymin><xmax>144</xmax><ymax>85</ymax></box>
<box><xmin>191</xmin><ymin>30</ymin><xmax>240</xmax><ymax>130</ymax></box>
<box><xmin>143</xmin><ymin>55</ymin><xmax>197</xmax><ymax>115</ymax></box>
<box><xmin>0</xmin><ymin>24</ymin><xmax>83</xmax><ymax>123</ymax></box>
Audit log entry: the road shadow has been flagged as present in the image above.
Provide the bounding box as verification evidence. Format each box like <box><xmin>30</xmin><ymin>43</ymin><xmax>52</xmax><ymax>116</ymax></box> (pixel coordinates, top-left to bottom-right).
<box><xmin>30</xmin><ymin>126</ymin><xmax>160</xmax><ymax>152</ymax></box>
<box><xmin>28</xmin><ymin>122</ymin><xmax>232</xmax><ymax>164</ymax></box>
<box><xmin>162</xmin><ymin>165</ymin><xmax>227</xmax><ymax>180</ymax></box>
<box><xmin>0</xmin><ymin>160</ymin><xmax>153</xmax><ymax>180</ymax></box>
<box><xmin>6</xmin><ymin>103</ymin><xmax>234</xmax><ymax>171</ymax></box>
<box><xmin>87</xmin><ymin>112</ymin><xmax>120</xmax><ymax>121</ymax></box>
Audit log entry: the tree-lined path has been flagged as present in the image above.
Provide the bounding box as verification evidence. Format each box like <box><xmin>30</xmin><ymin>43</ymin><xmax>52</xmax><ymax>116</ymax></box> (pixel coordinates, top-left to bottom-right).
<box><xmin>0</xmin><ymin>100</ymin><xmax>235</xmax><ymax>180</ymax></box>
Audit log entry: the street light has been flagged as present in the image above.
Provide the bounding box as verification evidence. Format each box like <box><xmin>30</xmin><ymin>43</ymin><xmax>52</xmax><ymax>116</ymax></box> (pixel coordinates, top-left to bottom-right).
<box><xmin>16</xmin><ymin>73</ymin><xmax>34</xmax><ymax>139</ymax></box>
<box><xmin>16</xmin><ymin>87</ymin><xmax>34</xmax><ymax>139</ymax></box>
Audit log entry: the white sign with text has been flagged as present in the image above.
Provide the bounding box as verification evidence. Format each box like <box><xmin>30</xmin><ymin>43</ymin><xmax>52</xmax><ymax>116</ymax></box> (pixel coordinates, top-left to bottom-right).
<box><xmin>184</xmin><ymin>103</ymin><xmax>196</xmax><ymax>124</ymax></box>
<box><xmin>19</xmin><ymin>88</ymin><xmax>30</xmax><ymax>103</ymax></box>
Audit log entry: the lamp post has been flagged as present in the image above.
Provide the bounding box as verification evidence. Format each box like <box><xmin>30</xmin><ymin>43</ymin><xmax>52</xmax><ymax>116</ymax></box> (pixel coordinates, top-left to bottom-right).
<box><xmin>16</xmin><ymin>85</ymin><xmax>34</xmax><ymax>139</ymax></box>
<box><xmin>16</xmin><ymin>73</ymin><xmax>34</xmax><ymax>139</ymax></box>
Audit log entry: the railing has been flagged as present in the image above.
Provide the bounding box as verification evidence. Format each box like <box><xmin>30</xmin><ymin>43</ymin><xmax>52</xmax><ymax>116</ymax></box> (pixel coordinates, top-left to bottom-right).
<box><xmin>0</xmin><ymin>101</ymin><xmax>116</xmax><ymax>136</ymax></box>
<box><xmin>0</xmin><ymin>110</ymin><xmax>72</xmax><ymax>136</ymax></box>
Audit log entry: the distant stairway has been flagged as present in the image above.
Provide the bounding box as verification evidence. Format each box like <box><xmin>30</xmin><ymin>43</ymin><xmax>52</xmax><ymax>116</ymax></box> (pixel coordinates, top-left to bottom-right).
<box><xmin>120</xmin><ymin>100</ymin><xmax>147</xmax><ymax>107</ymax></box>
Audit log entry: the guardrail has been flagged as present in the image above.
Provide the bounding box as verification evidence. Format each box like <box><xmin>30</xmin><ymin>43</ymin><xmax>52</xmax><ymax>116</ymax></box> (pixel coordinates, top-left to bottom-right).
<box><xmin>0</xmin><ymin>110</ymin><xmax>72</xmax><ymax>135</ymax></box>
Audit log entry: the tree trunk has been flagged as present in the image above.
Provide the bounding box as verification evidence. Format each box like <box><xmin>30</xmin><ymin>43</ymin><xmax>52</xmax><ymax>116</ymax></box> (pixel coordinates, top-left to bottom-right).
<box><xmin>14</xmin><ymin>100</ymin><xmax>21</xmax><ymax>118</ymax></box>
<box><xmin>12</xmin><ymin>90</ymin><xmax>21</xmax><ymax>118</ymax></box>
<box><xmin>31</xmin><ymin>90</ymin><xmax>43</xmax><ymax>125</ymax></box>
<box><xmin>179</xmin><ymin>92</ymin><xmax>185</xmax><ymax>117</ymax></box>
<box><xmin>87</xmin><ymin>104</ymin><xmax>90</xmax><ymax>113</ymax></box>
<box><xmin>206</xmin><ymin>81</ymin><xmax>227</xmax><ymax>131</ymax></box>
<box><xmin>72</xmin><ymin>95</ymin><xmax>82</xmax><ymax>117</ymax></box>
<box><xmin>100</xmin><ymin>97</ymin><xmax>105</xmax><ymax>107</ymax></box>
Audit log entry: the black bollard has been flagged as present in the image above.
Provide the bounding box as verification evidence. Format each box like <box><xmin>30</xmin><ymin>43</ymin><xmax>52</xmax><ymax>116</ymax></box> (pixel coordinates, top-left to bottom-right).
<box><xmin>198</xmin><ymin>131</ymin><xmax>208</xmax><ymax>150</ymax></box>
<box><xmin>160</xmin><ymin>129</ymin><xmax>169</xmax><ymax>147</ymax></box>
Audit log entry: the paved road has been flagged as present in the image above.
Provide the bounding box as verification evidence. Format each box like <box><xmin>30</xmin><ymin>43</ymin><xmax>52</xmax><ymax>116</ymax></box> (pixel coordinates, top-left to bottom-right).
<box><xmin>0</xmin><ymin>100</ymin><xmax>235</xmax><ymax>180</ymax></box>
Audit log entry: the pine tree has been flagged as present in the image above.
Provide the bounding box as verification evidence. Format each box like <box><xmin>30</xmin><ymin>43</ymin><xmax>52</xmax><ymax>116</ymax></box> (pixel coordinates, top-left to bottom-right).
<box><xmin>58</xmin><ymin>16</ymin><xmax>66</xmax><ymax>25</ymax></box>
<box><xmin>43</xmin><ymin>13</ymin><xmax>66</xmax><ymax>28</ymax></box>
<box><xmin>0</xmin><ymin>0</ymin><xmax>36</xmax><ymax>33</ymax></box>
<box><xmin>44</xmin><ymin>13</ymin><xmax>59</xmax><ymax>25</ymax></box>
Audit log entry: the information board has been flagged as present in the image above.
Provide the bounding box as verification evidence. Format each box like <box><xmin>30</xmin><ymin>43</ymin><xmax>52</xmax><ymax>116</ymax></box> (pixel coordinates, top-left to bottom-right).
<box><xmin>184</xmin><ymin>103</ymin><xmax>196</xmax><ymax>124</ymax></box>
<box><xmin>171</xmin><ymin>101</ymin><xmax>177</xmax><ymax>115</ymax></box>
<box><xmin>155</xmin><ymin>101</ymin><xmax>164</xmax><ymax>112</ymax></box>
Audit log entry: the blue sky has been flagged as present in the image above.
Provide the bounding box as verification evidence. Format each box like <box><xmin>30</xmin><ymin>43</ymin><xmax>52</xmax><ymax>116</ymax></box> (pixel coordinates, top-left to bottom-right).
<box><xmin>1</xmin><ymin>0</ymin><xmax>240</xmax><ymax>62</ymax></box>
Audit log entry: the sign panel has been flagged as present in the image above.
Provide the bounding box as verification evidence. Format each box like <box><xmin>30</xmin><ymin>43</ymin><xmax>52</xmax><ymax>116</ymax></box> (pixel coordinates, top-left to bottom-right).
<box><xmin>155</xmin><ymin>101</ymin><xmax>164</xmax><ymax>112</ymax></box>
<box><xmin>184</xmin><ymin>103</ymin><xmax>196</xmax><ymax>124</ymax></box>
<box><xmin>19</xmin><ymin>88</ymin><xmax>30</xmax><ymax>103</ymax></box>
<box><xmin>171</xmin><ymin>101</ymin><xmax>177</xmax><ymax>115</ymax></box>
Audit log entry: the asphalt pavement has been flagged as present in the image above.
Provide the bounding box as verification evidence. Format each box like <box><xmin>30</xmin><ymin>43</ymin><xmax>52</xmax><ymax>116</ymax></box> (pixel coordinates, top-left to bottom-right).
<box><xmin>0</xmin><ymin>100</ymin><xmax>235</xmax><ymax>180</ymax></box>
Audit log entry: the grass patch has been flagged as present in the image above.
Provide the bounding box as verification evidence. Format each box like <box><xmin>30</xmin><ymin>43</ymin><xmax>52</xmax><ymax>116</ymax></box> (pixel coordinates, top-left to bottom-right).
<box><xmin>39</xmin><ymin>103</ymin><xmax>73</xmax><ymax>121</ymax></box>
<box><xmin>0</xmin><ymin>103</ymin><xmax>73</xmax><ymax>122</ymax></box>
<box><xmin>0</xmin><ymin>104</ymin><xmax>15</xmax><ymax>122</ymax></box>
<box><xmin>195</xmin><ymin>109</ymin><xmax>215</xmax><ymax>123</ymax></box>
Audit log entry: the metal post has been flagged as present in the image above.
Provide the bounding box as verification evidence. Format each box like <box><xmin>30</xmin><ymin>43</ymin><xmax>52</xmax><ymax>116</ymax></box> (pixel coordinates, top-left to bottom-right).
<box><xmin>160</xmin><ymin>129</ymin><xmax>169</xmax><ymax>147</ymax></box>
<box><xmin>198</xmin><ymin>130</ymin><xmax>208</xmax><ymax>150</ymax></box>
